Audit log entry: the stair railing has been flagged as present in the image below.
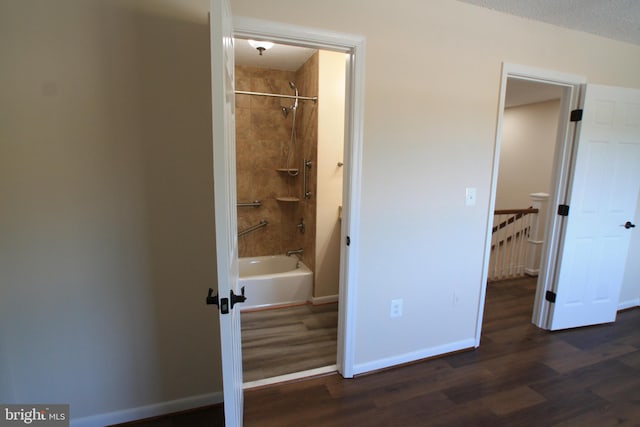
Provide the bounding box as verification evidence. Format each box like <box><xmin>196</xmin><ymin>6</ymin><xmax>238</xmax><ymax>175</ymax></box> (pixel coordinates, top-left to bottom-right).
<box><xmin>489</xmin><ymin>208</ymin><xmax>538</xmax><ymax>281</ymax></box>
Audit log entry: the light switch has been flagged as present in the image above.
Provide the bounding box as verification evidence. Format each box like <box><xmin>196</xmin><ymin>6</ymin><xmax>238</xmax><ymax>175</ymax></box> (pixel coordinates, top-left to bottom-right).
<box><xmin>465</xmin><ymin>187</ymin><xmax>477</xmax><ymax>206</ymax></box>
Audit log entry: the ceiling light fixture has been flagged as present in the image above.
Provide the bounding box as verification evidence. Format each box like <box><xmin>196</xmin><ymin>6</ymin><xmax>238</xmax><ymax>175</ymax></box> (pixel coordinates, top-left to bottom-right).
<box><xmin>248</xmin><ymin>40</ymin><xmax>274</xmax><ymax>56</ymax></box>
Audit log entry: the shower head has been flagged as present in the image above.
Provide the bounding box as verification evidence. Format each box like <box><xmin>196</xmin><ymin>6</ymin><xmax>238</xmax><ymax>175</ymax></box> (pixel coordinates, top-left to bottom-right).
<box><xmin>289</xmin><ymin>81</ymin><xmax>299</xmax><ymax>110</ymax></box>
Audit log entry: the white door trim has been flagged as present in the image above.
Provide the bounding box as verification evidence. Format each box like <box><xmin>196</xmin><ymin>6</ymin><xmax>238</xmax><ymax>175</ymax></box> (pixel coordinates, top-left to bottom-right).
<box><xmin>233</xmin><ymin>16</ymin><xmax>366</xmax><ymax>378</ymax></box>
<box><xmin>476</xmin><ymin>63</ymin><xmax>586</xmax><ymax>344</ymax></box>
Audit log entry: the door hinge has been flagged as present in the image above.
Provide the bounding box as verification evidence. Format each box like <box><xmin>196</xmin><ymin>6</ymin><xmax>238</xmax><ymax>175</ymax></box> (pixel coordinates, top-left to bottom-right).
<box><xmin>557</xmin><ymin>204</ymin><xmax>570</xmax><ymax>217</ymax></box>
<box><xmin>570</xmin><ymin>109</ymin><xmax>583</xmax><ymax>122</ymax></box>
<box><xmin>346</xmin><ymin>236</ymin><xmax>351</xmax><ymax>246</ymax></box>
<box><xmin>545</xmin><ymin>291</ymin><xmax>557</xmax><ymax>303</ymax></box>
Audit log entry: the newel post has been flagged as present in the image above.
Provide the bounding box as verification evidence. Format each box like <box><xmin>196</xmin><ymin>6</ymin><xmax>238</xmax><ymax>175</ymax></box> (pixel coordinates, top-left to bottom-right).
<box><xmin>525</xmin><ymin>192</ymin><xmax>549</xmax><ymax>276</ymax></box>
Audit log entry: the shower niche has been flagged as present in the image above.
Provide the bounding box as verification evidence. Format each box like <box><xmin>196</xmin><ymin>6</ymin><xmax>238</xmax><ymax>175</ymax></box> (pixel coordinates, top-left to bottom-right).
<box><xmin>275</xmin><ymin>169</ymin><xmax>300</xmax><ymax>204</ymax></box>
<box><xmin>275</xmin><ymin>158</ymin><xmax>313</xmax><ymax>203</ymax></box>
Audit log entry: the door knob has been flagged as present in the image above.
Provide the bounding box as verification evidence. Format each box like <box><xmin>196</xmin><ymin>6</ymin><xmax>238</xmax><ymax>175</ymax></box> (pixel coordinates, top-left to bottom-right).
<box><xmin>624</xmin><ymin>221</ymin><xmax>636</xmax><ymax>229</ymax></box>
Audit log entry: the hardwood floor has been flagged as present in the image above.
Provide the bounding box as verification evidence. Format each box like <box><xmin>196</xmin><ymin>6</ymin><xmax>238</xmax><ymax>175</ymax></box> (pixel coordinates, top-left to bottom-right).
<box><xmin>244</xmin><ymin>277</ymin><xmax>640</xmax><ymax>426</ymax></box>
<box><xmin>241</xmin><ymin>303</ymin><xmax>339</xmax><ymax>382</ymax></box>
<box><xmin>115</xmin><ymin>277</ymin><xmax>640</xmax><ymax>426</ymax></box>
<box><xmin>108</xmin><ymin>405</ymin><xmax>224</xmax><ymax>427</ymax></box>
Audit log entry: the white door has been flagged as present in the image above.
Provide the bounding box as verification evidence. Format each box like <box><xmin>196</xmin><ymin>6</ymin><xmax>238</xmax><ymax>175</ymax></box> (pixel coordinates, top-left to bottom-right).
<box><xmin>210</xmin><ymin>0</ymin><xmax>244</xmax><ymax>425</ymax></box>
<box><xmin>550</xmin><ymin>84</ymin><xmax>640</xmax><ymax>330</ymax></box>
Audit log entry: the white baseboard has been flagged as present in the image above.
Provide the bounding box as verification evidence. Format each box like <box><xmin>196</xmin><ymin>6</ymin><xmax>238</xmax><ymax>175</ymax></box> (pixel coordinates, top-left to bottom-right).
<box><xmin>353</xmin><ymin>338</ymin><xmax>475</xmax><ymax>376</ymax></box>
<box><xmin>310</xmin><ymin>294</ymin><xmax>339</xmax><ymax>305</ymax></box>
<box><xmin>618</xmin><ymin>298</ymin><xmax>640</xmax><ymax>311</ymax></box>
<box><xmin>70</xmin><ymin>391</ymin><xmax>223</xmax><ymax>427</ymax></box>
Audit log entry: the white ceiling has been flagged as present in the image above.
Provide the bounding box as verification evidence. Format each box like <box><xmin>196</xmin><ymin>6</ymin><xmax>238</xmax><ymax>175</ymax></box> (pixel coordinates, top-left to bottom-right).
<box><xmin>457</xmin><ymin>0</ymin><xmax>640</xmax><ymax>46</ymax></box>
<box><xmin>234</xmin><ymin>38</ymin><xmax>316</xmax><ymax>71</ymax></box>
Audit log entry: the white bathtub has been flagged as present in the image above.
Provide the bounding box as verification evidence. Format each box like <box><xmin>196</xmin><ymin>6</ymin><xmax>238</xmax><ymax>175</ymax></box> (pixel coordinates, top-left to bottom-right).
<box><xmin>238</xmin><ymin>255</ymin><xmax>312</xmax><ymax>311</ymax></box>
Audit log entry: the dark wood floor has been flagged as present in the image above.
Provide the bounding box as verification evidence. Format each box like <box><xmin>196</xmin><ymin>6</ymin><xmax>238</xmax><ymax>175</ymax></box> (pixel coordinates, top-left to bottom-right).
<box><xmin>241</xmin><ymin>303</ymin><xmax>338</xmax><ymax>382</ymax></box>
<box><xmin>116</xmin><ymin>277</ymin><xmax>640</xmax><ymax>426</ymax></box>
<box><xmin>109</xmin><ymin>405</ymin><xmax>224</xmax><ymax>427</ymax></box>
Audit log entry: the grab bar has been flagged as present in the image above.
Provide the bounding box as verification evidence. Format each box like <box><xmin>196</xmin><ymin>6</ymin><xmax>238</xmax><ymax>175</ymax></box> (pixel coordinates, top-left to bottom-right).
<box><xmin>303</xmin><ymin>159</ymin><xmax>312</xmax><ymax>199</ymax></box>
<box><xmin>238</xmin><ymin>220</ymin><xmax>268</xmax><ymax>237</ymax></box>
<box><xmin>237</xmin><ymin>200</ymin><xmax>262</xmax><ymax>208</ymax></box>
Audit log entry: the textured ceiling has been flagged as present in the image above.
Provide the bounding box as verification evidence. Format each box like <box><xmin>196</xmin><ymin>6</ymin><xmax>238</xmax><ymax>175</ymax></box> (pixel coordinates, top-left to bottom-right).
<box><xmin>457</xmin><ymin>0</ymin><xmax>640</xmax><ymax>46</ymax></box>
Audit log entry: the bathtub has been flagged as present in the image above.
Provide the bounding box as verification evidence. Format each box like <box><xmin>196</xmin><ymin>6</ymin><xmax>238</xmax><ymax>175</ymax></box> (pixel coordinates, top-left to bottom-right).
<box><xmin>238</xmin><ymin>255</ymin><xmax>312</xmax><ymax>311</ymax></box>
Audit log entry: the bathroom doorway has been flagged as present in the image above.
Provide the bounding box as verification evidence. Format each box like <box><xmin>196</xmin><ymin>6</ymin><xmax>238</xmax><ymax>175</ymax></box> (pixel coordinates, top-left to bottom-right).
<box><xmin>233</xmin><ymin>40</ymin><xmax>348</xmax><ymax>386</ymax></box>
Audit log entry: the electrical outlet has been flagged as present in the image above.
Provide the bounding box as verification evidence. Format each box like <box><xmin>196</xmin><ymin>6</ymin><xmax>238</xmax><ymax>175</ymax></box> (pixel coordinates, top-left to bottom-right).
<box><xmin>390</xmin><ymin>299</ymin><xmax>403</xmax><ymax>318</ymax></box>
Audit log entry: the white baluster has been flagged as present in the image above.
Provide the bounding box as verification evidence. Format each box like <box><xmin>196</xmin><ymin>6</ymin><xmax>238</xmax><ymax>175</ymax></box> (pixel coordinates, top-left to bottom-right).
<box><xmin>490</xmin><ymin>217</ymin><xmax>497</xmax><ymax>281</ymax></box>
<box><xmin>498</xmin><ymin>214</ymin><xmax>507</xmax><ymax>280</ymax></box>
<box><xmin>508</xmin><ymin>214</ymin><xmax>518</xmax><ymax>277</ymax></box>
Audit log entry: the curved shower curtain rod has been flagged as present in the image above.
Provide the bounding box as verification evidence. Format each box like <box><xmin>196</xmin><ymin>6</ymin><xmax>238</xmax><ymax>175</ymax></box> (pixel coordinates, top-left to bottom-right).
<box><xmin>234</xmin><ymin>90</ymin><xmax>318</xmax><ymax>103</ymax></box>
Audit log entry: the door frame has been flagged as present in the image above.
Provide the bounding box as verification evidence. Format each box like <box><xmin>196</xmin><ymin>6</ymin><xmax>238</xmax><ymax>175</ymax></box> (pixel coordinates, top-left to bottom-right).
<box><xmin>233</xmin><ymin>16</ymin><xmax>366</xmax><ymax>378</ymax></box>
<box><xmin>476</xmin><ymin>63</ymin><xmax>586</xmax><ymax>342</ymax></box>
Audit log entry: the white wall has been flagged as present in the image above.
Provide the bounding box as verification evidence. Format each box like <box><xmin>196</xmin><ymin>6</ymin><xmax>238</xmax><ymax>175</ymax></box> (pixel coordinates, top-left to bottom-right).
<box><xmin>496</xmin><ymin>100</ymin><xmax>560</xmax><ymax>210</ymax></box>
<box><xmin>230</xmin><ymin>0</ymin><xmax>640</xmax><ymax>370</ymax></box>
<box><xmin>315</xmin><ymin>51</ymin><xmax>346</xmax><ymax>299</ymax></box>
<box><xmin>0</xmin><ymin>0</ymin><xmax>221</xmax><ymax>424</ymax></box>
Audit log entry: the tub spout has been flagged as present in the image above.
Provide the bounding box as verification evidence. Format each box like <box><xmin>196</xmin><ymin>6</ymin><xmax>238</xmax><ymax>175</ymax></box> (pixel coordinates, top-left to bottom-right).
<box><xmin>286</xmin><ymin>248</ymin><xmax>303</xmax><ymax>257</ymax></box>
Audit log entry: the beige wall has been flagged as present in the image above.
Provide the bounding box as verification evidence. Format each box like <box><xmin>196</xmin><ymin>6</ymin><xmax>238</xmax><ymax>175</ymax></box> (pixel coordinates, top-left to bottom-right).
<box><xmin>496</xmin><ymin>100</ymin><xmax>561</xmax><ymax>210</ymax></box>
<box><xmin>315</xmin><ymin>51</ymin><xmax>346</xmax><ymax>298</ymax></box>
<box><xmin>0</xmin><ymin>0</ymin><xmax>220</xmax><ymax>423</ymax></box>
<box><xmin>230</xmin><ymin>0</ymin><xmax>640</xmax><ymax>369</ymax></box>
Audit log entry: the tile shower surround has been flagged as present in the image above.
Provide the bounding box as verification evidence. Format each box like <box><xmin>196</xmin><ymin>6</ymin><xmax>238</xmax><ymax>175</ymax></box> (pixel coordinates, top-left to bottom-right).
<box><xmin>235</xmin><ymin>54</ymin><xmax>319</xmax><ymax>276</ymax></box>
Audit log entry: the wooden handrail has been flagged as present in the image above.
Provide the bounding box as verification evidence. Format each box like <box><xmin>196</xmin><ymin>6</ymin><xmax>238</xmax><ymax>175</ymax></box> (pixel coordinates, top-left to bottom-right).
<box><xmin>492</xmin><ymin>207</ymin><xmax>539</xmax><ymax>234</ymax></box>
<box><xmin>494</xmin><ymin>208</ymin><xmax>539</xmax><ymax>215</ymax></box>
